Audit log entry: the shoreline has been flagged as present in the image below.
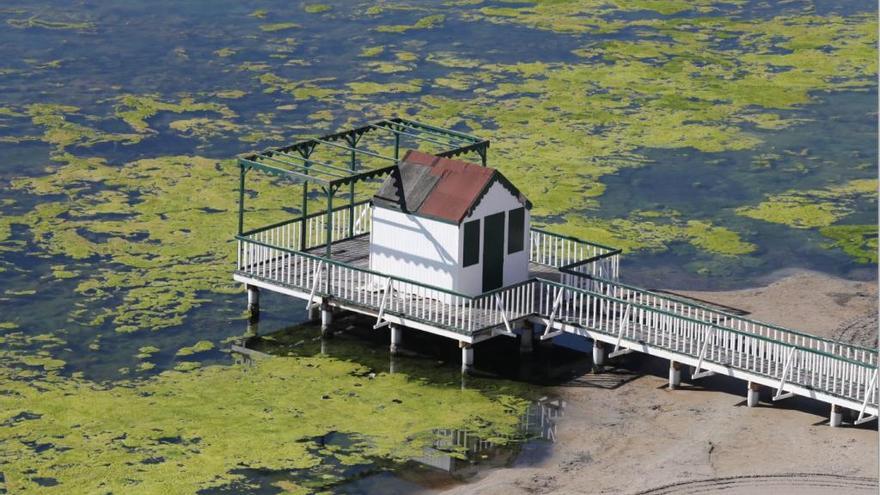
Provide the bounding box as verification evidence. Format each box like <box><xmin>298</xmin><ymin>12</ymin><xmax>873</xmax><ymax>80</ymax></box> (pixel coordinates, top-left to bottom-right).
<box><xmin>441</xmin><ymin>269</ymin><xmax>879</xmax><ymax>495</ymax></box>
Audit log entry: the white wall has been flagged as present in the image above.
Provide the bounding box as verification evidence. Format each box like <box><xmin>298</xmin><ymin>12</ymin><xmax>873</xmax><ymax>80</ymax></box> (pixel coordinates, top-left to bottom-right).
<box><xmin>369</xmin><ymin>206</ymin><xmax>460</xmax><ymax>293</ymax></box>
<box><xmin>456</xmin><ymin>180</ymin><xmax>531</xmax><ymax>296</ymax></box>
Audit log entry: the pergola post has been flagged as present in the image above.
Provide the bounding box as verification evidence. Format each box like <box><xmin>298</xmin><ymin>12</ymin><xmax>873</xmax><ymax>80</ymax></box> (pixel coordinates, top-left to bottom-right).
<box><xmin>345</xmin><ymin>133</ymin><xmax>360</xmax><ymax>238</ymax></box>
<box><xmin>237</xmin><ymin>162</ymin><xmax>246</xmax><ymax>234</ymax></box>
<box><xmin>297</xmin><ymin>146</ymin><xmax>313</xmax><ymax>251</ymax></box>
<box><xmin>325</xmin><ymin>186</ymin><xmax>334</xmax><ymax>258</ymax></box>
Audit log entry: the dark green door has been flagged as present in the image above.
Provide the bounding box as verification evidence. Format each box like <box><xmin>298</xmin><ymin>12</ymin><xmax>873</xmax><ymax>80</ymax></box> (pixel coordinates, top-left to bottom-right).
<box><xmin>482</xmin><ymin>212</ymin><xmax>505</xmax><ymax>292</ymax></box>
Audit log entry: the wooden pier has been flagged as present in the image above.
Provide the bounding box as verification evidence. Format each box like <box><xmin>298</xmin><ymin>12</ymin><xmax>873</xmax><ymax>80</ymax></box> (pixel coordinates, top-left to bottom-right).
<box><xmin>233</xmin><ymin>201</ymin><xmax>878</xmax><ymax>426</ymax></box>
<box><xmin>232</xmin><ymin>119</ymin><xmax>878</xmax><ymax>427</ymax></box>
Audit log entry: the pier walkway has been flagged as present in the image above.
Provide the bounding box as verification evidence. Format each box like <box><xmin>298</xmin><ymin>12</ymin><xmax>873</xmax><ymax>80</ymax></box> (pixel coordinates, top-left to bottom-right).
<box><xmin>234</xmin><ymin>200</ymin><xmax>879</xmax><ymax>426</ymax></box>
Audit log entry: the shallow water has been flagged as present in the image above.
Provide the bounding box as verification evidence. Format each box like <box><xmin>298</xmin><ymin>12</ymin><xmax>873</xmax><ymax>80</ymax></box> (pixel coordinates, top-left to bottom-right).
<box><xmin>0</xmin><ymin>1</ymin><xmax>876</xmax><ymax>493</ymax></box>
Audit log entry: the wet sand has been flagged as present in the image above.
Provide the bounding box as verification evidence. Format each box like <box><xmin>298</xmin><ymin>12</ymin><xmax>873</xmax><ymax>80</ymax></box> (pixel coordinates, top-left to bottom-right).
<box><xmin>443</xmin><ymin>270</ymin><xmax>879</xmax><ymax>495</ymax></box>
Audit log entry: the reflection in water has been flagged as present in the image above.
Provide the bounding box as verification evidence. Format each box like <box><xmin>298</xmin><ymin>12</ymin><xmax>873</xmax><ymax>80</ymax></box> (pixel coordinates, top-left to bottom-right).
<box><xmin>228</xmin><ymin>319</ymin><xmax>567</xmax><ymax>492</ymax></box>
<box><xmin>413</xmin><ymin>398</ymin><xmax>564</xmax><ymax>476</ymax></box>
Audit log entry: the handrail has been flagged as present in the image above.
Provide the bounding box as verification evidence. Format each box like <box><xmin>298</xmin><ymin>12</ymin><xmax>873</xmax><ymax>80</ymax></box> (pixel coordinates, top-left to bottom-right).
<box><xmin>237</xmin><ymin>235</ymin><xmax>476</xmax><ymax>299</ymax></box>
<box><xmin>536</xmin><ymin>278</ymin><xmax>877</xmax><ymax>368</ymax></box>
<box><xmin>530</xmin><ymin>227</ymin><xmax>620</xmax><ymax>253</ymax></box>
<box><xmin>241</xmin><ymin>199</ymin><xmax>373</xmax><ymax>237</ymax></box>
<box><xmin>586</xmin><ymin>276</ymin><xmax>879</xmax><ymax>356</ymax></box>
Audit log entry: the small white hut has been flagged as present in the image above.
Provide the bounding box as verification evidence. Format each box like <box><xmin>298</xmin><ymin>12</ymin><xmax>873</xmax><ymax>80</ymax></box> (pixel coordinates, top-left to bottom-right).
<box><xmin>369</xmin><ymin>150</ymin><xmax>532</xmax><ymax>296</ymax></box>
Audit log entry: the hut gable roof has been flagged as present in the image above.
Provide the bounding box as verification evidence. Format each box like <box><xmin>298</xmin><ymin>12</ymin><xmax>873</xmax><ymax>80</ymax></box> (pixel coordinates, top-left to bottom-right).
<box><xmin>373</xmin><ymin>150</ymin><xmax>531</xmax><ymax>224</ymax></box>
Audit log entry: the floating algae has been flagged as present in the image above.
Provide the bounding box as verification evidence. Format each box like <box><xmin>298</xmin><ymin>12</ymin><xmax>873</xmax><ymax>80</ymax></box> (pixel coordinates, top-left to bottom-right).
<box><xmin>819</xmin><ymin>225</ymin><xmax>878</xmax><ymax>264</ymax></box>
<box><xmin>736</xmin><ymin>179</ymin><xmax>878</xmax><ymax>229</ymax></box>
<box><xmin>0</xmin><ymin>337</ymin><xmax>531</xmax><ymax>494</ymax></box>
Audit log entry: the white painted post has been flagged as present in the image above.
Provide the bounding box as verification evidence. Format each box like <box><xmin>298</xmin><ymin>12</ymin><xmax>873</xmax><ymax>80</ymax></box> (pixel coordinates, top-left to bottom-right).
<box><xmin>520</xmin><ymin>322</ymin><xmax>534</xmax><ymax>354</ymax></box>
<box><xmin>830</xmin><ymin>404</ymin><xmax>843</xmax><ymax>427</ymax></box>
<box><xmin>669</xmin><ymin>361</ymin><xmax>681</xmax><ymax>389</ymax></box>
<box><xmin>747</xmin><ymin>381</ymin><xmax>760</xmax><ymax>407</ymax></box>
<box><xmin>321</xmin><ymin>301</ymin><xmax>333</xmax><ymax>338</ymax></box>
<box><xmin>461</xmin><ymin>342</ymin><xmax>474</xmax><ymax>373</ymax></box>
<box><xmin>592</xmin><ymin>341</ymin><xmax>605</xmax><ymax>367</ymax></box>
<box><xmin>247</xmin><ymin>285</ymin><xmax>260</xmax><ymax>320</ymax></box>
<box><xmin>390</xmin><ymin>325</ymin><xmax>402</xmax><ymax>355</ymax></box>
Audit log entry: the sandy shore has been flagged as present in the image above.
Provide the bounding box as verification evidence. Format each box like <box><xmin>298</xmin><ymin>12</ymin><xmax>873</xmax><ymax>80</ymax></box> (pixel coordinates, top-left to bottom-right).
<box><xmin>443</xmin><ymin>270</ymin><xmax>879</xmax><ymax>495</ymax></box>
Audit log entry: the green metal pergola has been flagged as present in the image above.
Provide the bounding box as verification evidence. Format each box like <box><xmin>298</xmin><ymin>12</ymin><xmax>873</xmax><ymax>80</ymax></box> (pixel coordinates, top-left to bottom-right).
<box><xmin>237</xmin><ymin>117</ymin><xmax>490</xmax><ymax>257</ymax></box>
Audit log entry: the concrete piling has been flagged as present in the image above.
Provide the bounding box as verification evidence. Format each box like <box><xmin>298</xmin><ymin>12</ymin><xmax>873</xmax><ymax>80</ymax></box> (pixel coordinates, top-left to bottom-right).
<box><xmin>830</xmin><ymin>404</ymin><xmax>843</xmax><ymax>427</ymax></box>
<box><xmin>747</xmin><ymin>381</ymin><xmax>760</xmax><ymax>407</ymax></box>
<box><xmin>592</xmin><ymin>341</ymin><xmax>606</xmax><ymax>367</ymax></box>
<box><xmin>390</xmin><ymin>325</ymin><xmax>402</xmax><ymax>355</ymax></box>
<box><xmin>669</xmin><ymin>361</ymin><xmax>682</xmax><ymax>389</ymax></box>
<box><xmin>461</xmin><ymin>342</ymin><xmax>474</xmax><ymax>373</ymax></box>
<box><xmin>246</xmin><ymin>285</ymin><xmax>260</xmax><ymax>320</ymax></box>
<box><xmin>320</xmin><ymin>301</ymin><xmax>333</xmax><ymax>338</ymax></box>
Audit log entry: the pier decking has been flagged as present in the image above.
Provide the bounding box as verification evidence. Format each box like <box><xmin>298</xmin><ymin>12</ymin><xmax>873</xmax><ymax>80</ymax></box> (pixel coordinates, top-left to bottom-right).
<box><xmin>232</xmin><ymin>119</ymin><xmax>878</xmax><ymax>427</ymax></box>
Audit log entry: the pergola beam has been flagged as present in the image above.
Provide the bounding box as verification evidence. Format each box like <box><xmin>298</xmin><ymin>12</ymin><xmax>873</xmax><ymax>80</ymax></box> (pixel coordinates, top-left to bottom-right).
<box><xmin>311</xmin><ymin>138</ymin><xmax>399</xmax><ymax>162</ymax></box>
<box><xmin>389</xmin><ymin>117</ymin><xmax>483</xmax><ymax>142</ymax></box>
<box><xmin>368</xmin><ymin>123</ymin><xmax>468</xmax><ymax>150</ymax></box>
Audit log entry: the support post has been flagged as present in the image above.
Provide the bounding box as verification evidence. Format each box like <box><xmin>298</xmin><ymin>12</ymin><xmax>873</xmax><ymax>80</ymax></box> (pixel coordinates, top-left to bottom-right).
<box><xmin>238</xmin><ymin>163</ymin><xmax>246</xmax><ymax>235</ymax></box>
<box><xmin>390</xmin><ymin>325</ymin><xmax>402</xmax><ymax>355</ymax></box>
<box><xmin>461</xmin><ymin>342</ymin><xmax>474</xmax><ymax>373</ymax></box>
<box><xmin>830</xmin><ymin>404</ymin><xmax>843</xmax><ymax>428</ymax></box>
<box><xmin>747</xmin><ymin>381</ymin><xmax>760</xmax><ymax>407</ymax></box>
<box><xmin>520</xmin><ymin>322</ymin><xmax>534</xmax><ymax>354</ymax></box>
<box><xmin>298</xmin><ymin>147</ymin><xmax>312</xmax><ymax>251</ymax></box>
<box><xmin>325</xmin><ymin>187</ymin><xmax>334</xmax><ymax>258</ymax></box>
<box><xmin>308</xmin><ymin>304</ymin><xmax>319</xmax><ymax>322</ymax></box>
<box><xmin>346</xmin><ymin>134</ymin><xmax>357</xmax><ymax>238</ymax></box>
<box><xmin>320</xmin><ymin>301</ymin><xmax>333</xmax><ymax>338</ymax></box>
<box><xmin>393</xmin><ymin>132</ymin><xmax>400</xmax><ymax>161</ymax></box>
<box><xmin>592</xmin><ymin>341</ymin><xmax>605</xmax><ymax>367</ymax></box>
<box><xmin>668</xmin><ymin>361</ymin><xmax>681</xmax><ymax>390</ymax></box>
<box><xmin>247</xmin><ymin>285</ymin><xmax>259</xmax><ymax>321</ymax></box>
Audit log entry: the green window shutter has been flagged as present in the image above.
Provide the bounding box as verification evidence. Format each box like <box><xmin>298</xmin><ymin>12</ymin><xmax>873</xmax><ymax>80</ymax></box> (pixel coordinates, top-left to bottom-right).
<box><xmin>463</xmin><ymin>219</ymin><xmax>480</xmax><ymax>267</ymax></box>
<box><xmin>508</xmin><ymin>207</ymin><xmax>525</xmax><ymax>254</ymax></box>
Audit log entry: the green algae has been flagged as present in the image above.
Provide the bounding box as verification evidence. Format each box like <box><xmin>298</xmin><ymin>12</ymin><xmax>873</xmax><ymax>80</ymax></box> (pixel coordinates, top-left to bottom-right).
<box><xmin>114</xmin><ymin>95</ymin><xmax>237</xmax><ymax>134</ymax></box>
<box><xmin>375</xmin><ymin>14</ymin><xmax>446</xmax><ymax>33</ymax></box>
<box><xmin>0</xmin><ymin>343</ymin><xmax>530</xmax><ymax>494</ymax></box>
<box><xmin>168</xmin><ymin>118</ymin><xmax>241</xmax><ymax>139</ymax></box>
<box><xmin>6</xmin><ymin>15</ymin><xmax>93</xmax><ymax>31</ymax></box>
<box><xmin>8</xmin><ymin>154</ymin><xmax>299</xmax><ymax>332</ymax></box>
<box><xmin>347</xmin><ymin>80</ymin><xmax>422</xmax><ymax>95</ymax></box>
<box><xmin>214</xmin><ymin>89</ymin><xmax>247</xmax><ymax>99</ymax></box>
<box><xmin>176</xmin><ymin>340</ymin><xmax>215</xmax><ymax>356</ymax></box>
<box><xmin>213</xmin><ymin>47</ymin><xmax>237</xmax><ymax>58</ymax></box>
<box><xmin>736</xmin><ymin>179</ymin><xmax>878</xmax><ymax>229</ymax></box>
<box><xmin>358</xmin><ymin>46</ymin><xmax>385</xmax><ymax>58</ymax></box>
<box><xmin>259</xmin><ymin>22</ymin><xmax>301</xmax><ymax>32</ymax></box>
<box><xmin>257</xmin><ymin>73</ymin><xmax>339</xmax><ymax>100</ymax></box>
<box><xmin>819</xmin><ymin>225</ymin><xmax>878</xmax><ymax>264</ymax></box>
<box><xmin>304</xmin><ymin>4</ymin><xmax>332</xmax><ymax>14</ymax></box>
<box><xmin>26</xmin><ymin>104</ymin><xmax>140</xmax><ymax>148</ymax></box>
<box><xmin>543</xmin><ymin>212</ymin><xmax>755</xmax><ymax>257</ymax></box>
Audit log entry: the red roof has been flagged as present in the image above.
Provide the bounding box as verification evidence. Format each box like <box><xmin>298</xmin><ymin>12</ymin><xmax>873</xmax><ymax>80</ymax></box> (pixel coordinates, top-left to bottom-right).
<box><xmin>372</xmin><ymin>150</ymin><xmax>530</xmax><ymax>223</ymax></box>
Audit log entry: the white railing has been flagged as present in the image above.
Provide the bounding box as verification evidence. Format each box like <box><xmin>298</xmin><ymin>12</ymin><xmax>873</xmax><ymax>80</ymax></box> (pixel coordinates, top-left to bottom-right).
<box><xmin>585</xmin><ymin>278</ymin><xmax>877</xmax><ymax>368</ymax></box>
<box><xmin>241</xmin><ymin>201</ymin><xmax>372</xmax><ymax>252</ymax></box>
<box><xmin>237</xmin><ymin>236</ymin><xmax>476</xmax><ymax>334</ymax></box>
<box><xmin>534</xmin><ymin>280</ymin><xmax>878</xmax><ymax>410</ymax></box>
<box><xmin>529</xmin><ymin>228</ymin><xmax>620</xmax><ymax>283</ymax></box>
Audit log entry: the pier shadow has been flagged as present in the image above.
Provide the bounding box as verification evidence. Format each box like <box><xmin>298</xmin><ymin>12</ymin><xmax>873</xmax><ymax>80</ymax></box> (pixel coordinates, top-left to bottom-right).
<box><xmin>233</xmin><ymin>313</ymin><xmax>877</xmax><ymax>431</ymax></box>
